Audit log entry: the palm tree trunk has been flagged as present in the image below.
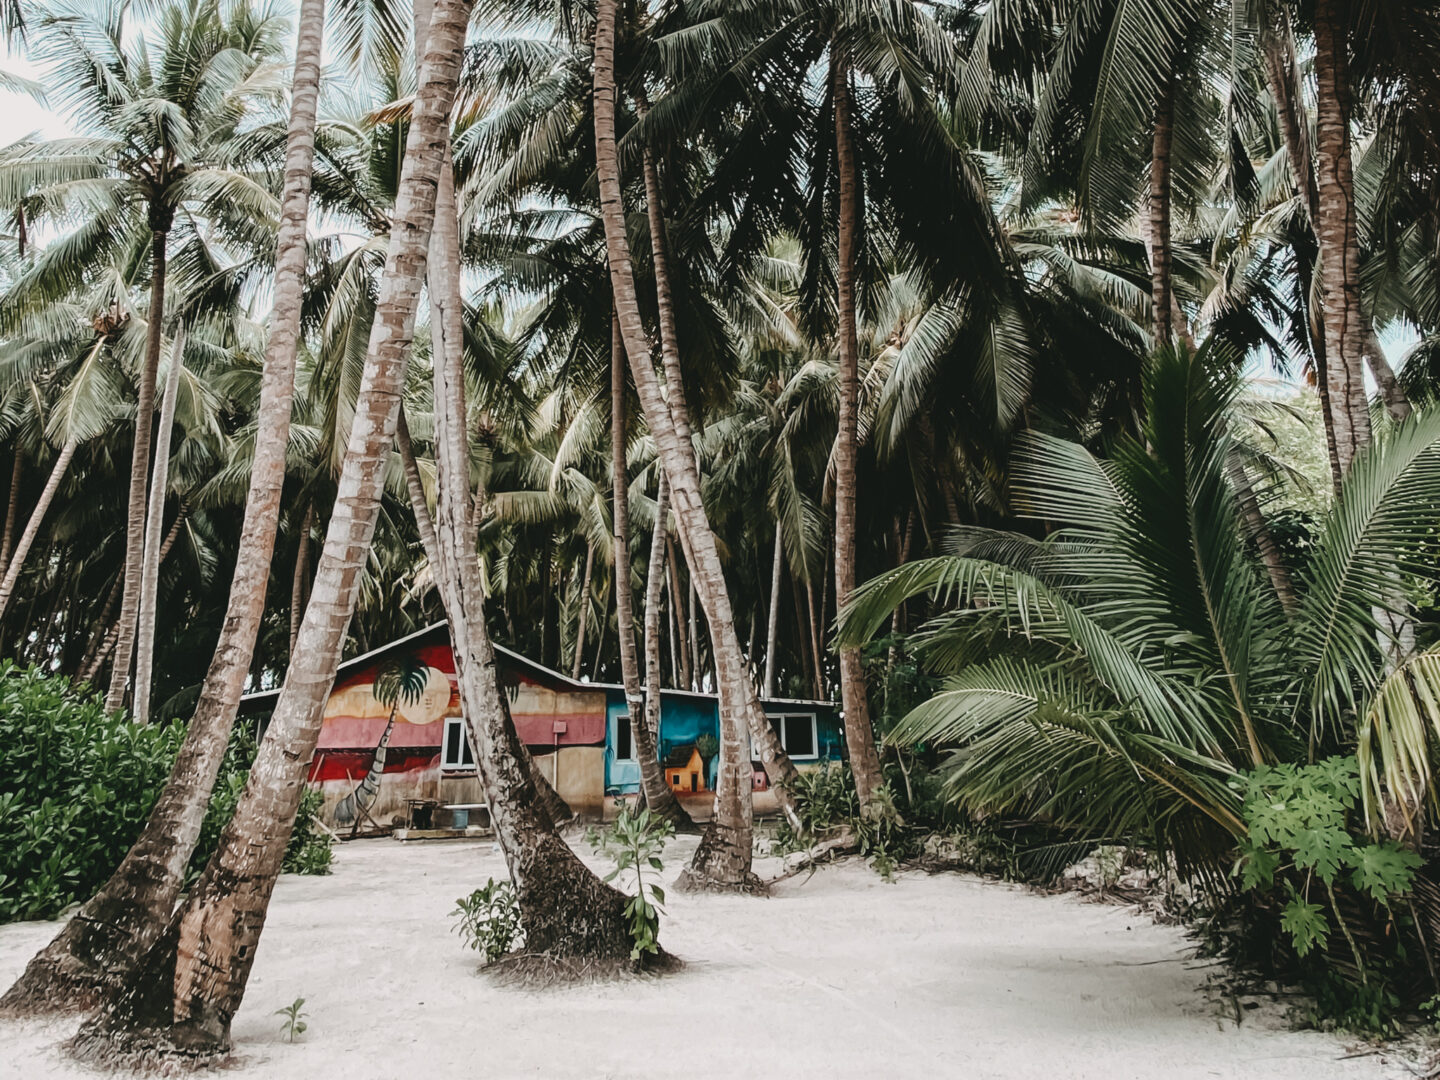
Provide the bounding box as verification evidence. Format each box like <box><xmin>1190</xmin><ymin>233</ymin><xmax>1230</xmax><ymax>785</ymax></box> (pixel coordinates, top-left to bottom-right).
<box><xmin>687</xmin><ymin>574</ymin><xmax>699</xmax><ymax>690</ymax></box>
<box><xmin>1149</xmin><ymin>79</ymin><xmax>1178</xmax><ymax>345</ymax></box>
<box><xmin>0</xmin><ymin>0</ymin><xmax>324</xmax><ymax>1018</ymax></box>
<box><xmin>288</xmin><ymin>501</ymin><xmax>314</xmax><ymax>655</ymax></box>
<box><xmin>831</xmin><ymin>52</ymin><xmax>885</xmax><ymax>808</ymax></box>
<box><xmin>763</xmin><ymin>524</ymin><xmax>783</xmax><ymax>698</ymax></box>
<box><xmin>133</xmin><ymin>325</ymin><xmax>186</xmax><ymax>726</ymax></box>
<box><xmin>106</xmin><ymin>221</ymin><xmax>171</xmax><ymax>713</ymax></box>
<box><xmin>594</xmin><ymin>0</ymin><xmax>797</xmax><ymax>889</ymax></box>
<box><xmin>0</xmin><ymin>447</ymin><xmax>21</xmax><ymax>575</ymax></box>
<box><xmin>806</xmin><ymin>577</ymin><xmax>824</xmax><ymax>699</ymax></box>
<box><xmin>78</xmin><ymin>499</ymin><xmax>188</xmax><ymax>688</ymax></box>
<box><xmin>1260</xmin><ymin>10</ymin><xmax>1409</xmax><ymax>427</ymax></box>
<box><xmin>420</xmin><ymin>5</ymin><xmax>628</xmax><ymax>957</ymax></box>
<box><xmin>667</xmin><ymin>535</ymin><xmax>692</xmax><ymax>689</ymax></box>
<box><xmin>44</xmin><ymin>5</ymin><xmax>409</xmax><ymax>1054</ymax></box>
<box><xmin>0</xmin><ymin>437</ymin><xmax>77</xmax><ymax>625</ymax></box>
<box><xmin>1312</xmin><ymin>0</ymin><xmax>1372</xmax><ymax>482</ymax></box>
<box><xmin>398</xmin><ymin>401</ymin><xmax>575</xmax><ymax>825</ymax></box>
<box><xmin>644</xmin><ymin>473</ymin><xmax>671</xmax><ymax>739</ymax></box>
<box><xmin>612</xmin><ymin>321</ymin><xmax>688</xmax><ymax>826</ymax></box>
<box><xmin>571</xmin><ymin>541</ymin><xmax>595</xmax><ymax>681</ymax></box>
<box><xmin>1227</xmin><ymin>455</ymin><xmax>1299</xmax><ymax>618</ymax></box>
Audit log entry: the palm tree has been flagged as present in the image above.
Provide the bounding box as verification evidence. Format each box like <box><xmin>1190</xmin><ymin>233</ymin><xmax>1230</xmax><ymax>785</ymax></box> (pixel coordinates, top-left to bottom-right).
<box><xmin>0</xmin><ymin>0</ymin><xmax>328</xmax><ymax>1016</ymax></box>
<box><xmin>610</xmin><ymin>318</ymin><xmax>689</xmax><ymax>826</ymax></box>
<box><xmin>67</xmin><ymin>0</ymin><xmax>470</xmax><ymax>1059</ymax></box>
<box><xmin>838</xmin><ymin>345</ymin><xmax>1440</xmax><ymax>875</ymax></box>
<box><xmin>0</xmin><ymin>0</ymin><xmax>287</xmax><ymax>713</ymax></box>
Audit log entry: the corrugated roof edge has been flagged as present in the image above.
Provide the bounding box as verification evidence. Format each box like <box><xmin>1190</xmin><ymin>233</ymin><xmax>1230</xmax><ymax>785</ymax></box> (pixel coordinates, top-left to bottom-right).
<box><xmin>238</xmin><ymin>620</ymin><xmax>837</xmax><ymax>709</ymax></box>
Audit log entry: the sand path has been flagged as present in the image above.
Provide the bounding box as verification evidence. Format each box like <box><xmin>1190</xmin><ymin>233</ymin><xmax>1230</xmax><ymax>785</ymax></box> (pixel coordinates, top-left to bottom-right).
<box><xmin>0</xmin><ymin>835</ymin><xmax>1413</xmax><ymax>1079</ymax></box>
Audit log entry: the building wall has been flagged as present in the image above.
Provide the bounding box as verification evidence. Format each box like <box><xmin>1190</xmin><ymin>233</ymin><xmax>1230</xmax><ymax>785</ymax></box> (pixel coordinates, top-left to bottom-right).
<box><xmin>309</xmin><ymin>643</ymin><xmax>609</xmax><ymax>826</ymax></box>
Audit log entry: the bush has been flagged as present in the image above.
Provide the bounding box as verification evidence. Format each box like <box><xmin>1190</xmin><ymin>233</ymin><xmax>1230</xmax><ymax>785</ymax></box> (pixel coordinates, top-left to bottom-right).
<box><xmin>0</xmin><ymin>662</ymin><xmax>332</xmax><ymax>924</ymax></box>
<box><xmin>452</xmin><ymin>877</ymin><xmax>523</xmax><ymax>962</ymax></box>
<box><xmin>0</xmin><ymin>662</ymin><xmax>182</xmax><ymax>922</ymax></box>
<box><xmin>283</xmin><ymin>787</ymin><xmax>334</xmax><ymax>875</ymax></box>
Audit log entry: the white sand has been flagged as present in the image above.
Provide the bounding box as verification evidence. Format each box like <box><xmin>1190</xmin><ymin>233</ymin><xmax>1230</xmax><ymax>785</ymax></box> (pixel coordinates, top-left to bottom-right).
<box><xmin>0</xmin><ymin>835</ymin><xmax>1414</xmax><ymax>1079</ymax></box>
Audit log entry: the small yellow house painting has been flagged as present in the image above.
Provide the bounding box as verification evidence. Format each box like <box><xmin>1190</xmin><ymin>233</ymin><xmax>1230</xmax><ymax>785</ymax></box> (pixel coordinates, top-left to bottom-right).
<box><xmin>666</xmin><ymin>744</ymin><xmax>706</xmax><ymax>794</ymax></box>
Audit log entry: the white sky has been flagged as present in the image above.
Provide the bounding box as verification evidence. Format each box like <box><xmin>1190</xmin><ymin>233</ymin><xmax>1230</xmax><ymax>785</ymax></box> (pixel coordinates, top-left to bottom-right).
<box><xmin>0</xmin><ymin>45</ymin><xmax>73</xmax><ymax>143</ymax></box>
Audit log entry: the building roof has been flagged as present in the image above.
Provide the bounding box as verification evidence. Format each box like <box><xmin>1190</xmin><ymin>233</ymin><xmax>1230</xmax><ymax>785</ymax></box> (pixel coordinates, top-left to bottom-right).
<box><xmin>240</xmin><ymin>620</ymin><xmax>836</xmax><ymax>710</ymax></box>
<box><xmin>663</xmin><ymin>743</ymin><xmax>702</xmax><ymax>768</ymax></box>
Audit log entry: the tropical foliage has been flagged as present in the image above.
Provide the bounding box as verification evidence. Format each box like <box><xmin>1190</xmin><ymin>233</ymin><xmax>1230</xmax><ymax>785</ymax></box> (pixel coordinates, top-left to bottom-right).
<box><xmin>1</xmin><ymin>0</ymin><xmax>1439</xmax><ymax>1047</ymax></box>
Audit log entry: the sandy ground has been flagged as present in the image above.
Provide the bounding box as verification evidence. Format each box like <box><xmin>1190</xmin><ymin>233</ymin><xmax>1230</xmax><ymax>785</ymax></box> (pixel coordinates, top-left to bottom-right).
<box><xmin>0</xmin><ymin>834</ymin><xmax>1419</xmax><ymax>1080</ymax></box>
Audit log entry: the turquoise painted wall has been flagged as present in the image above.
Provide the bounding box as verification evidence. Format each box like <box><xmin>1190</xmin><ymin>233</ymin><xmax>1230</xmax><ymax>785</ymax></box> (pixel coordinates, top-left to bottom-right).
<box><xmin>603</xmin><ymin>688</ymin><xmax>843</xmax><ymax>795</ymax></box>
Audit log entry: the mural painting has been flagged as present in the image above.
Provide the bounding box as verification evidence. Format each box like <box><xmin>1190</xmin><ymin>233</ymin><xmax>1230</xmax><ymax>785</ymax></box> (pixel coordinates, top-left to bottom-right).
<box><xmin>240</xmin><ymin>621</ymin><xmax>843</xmax><ymax>828</ymax></box>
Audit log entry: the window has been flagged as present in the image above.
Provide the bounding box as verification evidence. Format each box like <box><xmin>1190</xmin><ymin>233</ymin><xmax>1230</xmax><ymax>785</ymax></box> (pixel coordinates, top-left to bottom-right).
<box><xmin>614</xmin><ymin>714</ymin><xmax>634</xmax><ymax>762</ymax></box>
<box><xmin>442</xmin><ymin>717</ymin><xmax>475</xmax><ymax>770</ymax></box>
<box><xmin>757</xmin><ymin>713</ymin><xmax>818</xmax><ymax>759</ymax></box>
<box><xmin>781</xmin><ymin>714</ymin><xmax>817</xmax><ymax>758</ymax></box>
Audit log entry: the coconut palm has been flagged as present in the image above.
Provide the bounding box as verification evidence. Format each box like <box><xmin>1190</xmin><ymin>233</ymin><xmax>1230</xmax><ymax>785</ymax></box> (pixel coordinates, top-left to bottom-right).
<box><xmin>66</xmin><ymin>0</ymin><xmax>470</xmax><ymax>1059</ymax></box>
<box><xmin>0</xmin><ymin>0</ymin><xmax>289</xmax><ymax>712</ymax></box>
<box><xmin>0</xmin><ymin>0</ymin><xmax>329</xmax><ymax>1015</ymax></box>
<box><xmin>838</xmin><ymin>344</ymin><xmax>1440</xmax><ymax>878</ymax></box>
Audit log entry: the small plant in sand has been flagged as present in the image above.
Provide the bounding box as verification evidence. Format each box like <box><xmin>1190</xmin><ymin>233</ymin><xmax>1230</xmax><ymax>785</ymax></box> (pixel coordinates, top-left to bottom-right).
<box><xmin>587</xmin><ymin>803</ymin><xmax>675</xmax><ymax>960</ymax></box>
<box><xmin>452</xmin><ymin>877</ymin><xmax>524</xmax><ymax>963</ymax></box>
<box><xmin>275</xmin><ymin>997</ymin><xmax>308</xmax><ymax>1042</ymax></box>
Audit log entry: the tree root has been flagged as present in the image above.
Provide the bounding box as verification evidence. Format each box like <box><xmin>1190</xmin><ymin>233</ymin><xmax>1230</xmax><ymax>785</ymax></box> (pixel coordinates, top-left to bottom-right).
<box><xmin>673</xmin><ymin>866</ymin><xmax>768</xmax><ymax>895</ymax></box>
<box><xmin>66</xmin><ymin>1020</ymin><xmax>232</xmax><ymax>1074</ymax></box>
<box><xmin>0</xmin><ymin>947</ymin><xmax>107</xmax><ymax>1019</ymax></box>
<box><xmin>764</xmin><ymin>829</ymin><xmax>859</xmax><ymax>887</ymax></box>
<box><xmin>483</xmin><ymin>946</ymin><xmax>682</xmax><ymax>988</ymax></box>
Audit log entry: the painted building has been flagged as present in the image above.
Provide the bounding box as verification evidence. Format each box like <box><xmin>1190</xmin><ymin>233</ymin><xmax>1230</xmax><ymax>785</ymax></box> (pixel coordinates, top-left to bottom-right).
<box><xmin>240</xmin><ymin>622</ymin><xmax>843</xmax><ymax>826</ymax></box>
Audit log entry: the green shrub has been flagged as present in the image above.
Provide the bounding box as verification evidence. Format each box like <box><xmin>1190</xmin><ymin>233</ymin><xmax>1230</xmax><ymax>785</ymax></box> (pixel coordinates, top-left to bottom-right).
<box><xmin>0</xmin><ymin>662</ymin><xmax>182</xmax><ymax>922</ymax></box>
<box><xmin>587</xmin><ymin>803</ymin><xmax>674</xmax><ymax>960</ymax></box>
<box><xmin>0</xmin><ymin>662</ymin><xmax>331</xmax><ymax>923</ymax></box>
<box><xmin>452</xmin><ymin>877</ymin><xmax>523</xmax><ymax>962</ymax></box>
<box><xmin>282</xmin><ymin>787</ymin><xmax>334</xmax><ymax>875</ymax></box>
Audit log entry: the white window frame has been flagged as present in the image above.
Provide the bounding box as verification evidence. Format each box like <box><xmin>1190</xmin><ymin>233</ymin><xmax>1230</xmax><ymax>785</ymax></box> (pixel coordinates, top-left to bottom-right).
<box><xmin>441</xmin><ymin>716</ymin><xmax>476</xmax><ymax>770</ymax></box>
<box><xmin>613</xmin><ymin>713</ymin><xmax>636</xmax><ymax>763</ymax></box>
<box><xmin>752</xmin><ymin>712</ymin><xmax>819</xmax><ymax>760</ymax></box>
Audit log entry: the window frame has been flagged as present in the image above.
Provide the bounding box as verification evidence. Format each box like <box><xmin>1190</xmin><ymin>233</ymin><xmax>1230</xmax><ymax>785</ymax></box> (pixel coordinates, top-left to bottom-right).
<box><xmin>613</xmin><ymin>712</ymin><xmax>636</xmax><ymax>763</ymax></box>
<box><xmin>753</xmin><ymin>712</ymin><xmax>819</xmax><ymax>760</ymax></box>
<box><xmin>441</xmin><ymin>715</ymin><xmax>476</xmax><ymax>771</ymax></box>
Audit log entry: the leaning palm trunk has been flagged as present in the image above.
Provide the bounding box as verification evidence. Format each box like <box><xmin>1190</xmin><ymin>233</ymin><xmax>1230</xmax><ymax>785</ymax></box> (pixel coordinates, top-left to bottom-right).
<box><xmin>333</xmin><ymin>703</ymin><xmax>399</xmax><ymax>828</ymax></box>
<box><xmin>133</xmin><ymin>325</ymin><xmax>186</xmax><ymax>726</ymax></box>
<box><xmin>571</xmin><ymin>541</ymin><xmax>595</xmax><ymax>680</ymax></box>
<box><xmin>1259</xmin><ymin>9</ymin><xmax>1410</xmax><ymax>428</ymax></box>
<box><xmin>763</xmin><ymin>525</ymin><xmax>783</xmax><ymax>698</ymax></box>
<box><xmin>644</xmin><ymin>473</ymin><xmax>671</xmax><ymax>740</ymax></box>
<box><xmin>107</xmin><ymin>222</ymin><xmax>172</xmax><ymax>712</ymax></box>
<box><xmin>0</xmin><ymin>437</ymin><xmax>77</xmax><ymax>624</ymax></box>
<box><xmin>288</xmin><ymin>502</ymin><xmax>314</xmax><ymax>655</ymax></box>
<box><xmin>831</xmin><ymin>53</ymin><xmax>885</xmax><ymax>809</ymax></box>
<box><xmin>612</xmin><ymin>321</ymin><xmax>688</xmax><ymax>827</ymax></box>
<box><xmin>637</xmin><ymin>90</ymin><xmax>798</xmax><ymax>793</ymax></box>
<box><xmin>595</xmin><ymin>0</ymin><xmax>798</xmax><ymax>889</ymax></box>
<box><xmin>1227</xmin><ymin>454</ymin><xmax>1299</xmax><ymax>618</ymax></box>
<box><xmin>0</xmin><ymin>448</ymin><xmax>20</xmax><ymax>574</ymax></box>
<box><xmin>0</xmin><ymin>0</ymin><xmax>328</xmax><ymax>1021</ymax></box>
<box><xmin>1312</xmin><ymin>0</ymin><xmax>1372</xmax><ymax>481</ymax></box>
<box><xmin>423</xmin><ymin>36</ymin><xmax>631</xmax><ymax>959</ymax></box>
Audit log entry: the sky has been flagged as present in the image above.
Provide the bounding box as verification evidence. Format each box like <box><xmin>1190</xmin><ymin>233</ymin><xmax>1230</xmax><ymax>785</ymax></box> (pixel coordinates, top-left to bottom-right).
<box><xmin>0</xmin><ymin>44</ymin><xmax>74</xmax><ymax>143</ymax></box>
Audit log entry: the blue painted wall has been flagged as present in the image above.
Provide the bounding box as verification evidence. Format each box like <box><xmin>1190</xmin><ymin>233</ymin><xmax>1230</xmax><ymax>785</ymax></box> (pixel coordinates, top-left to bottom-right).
<box><xmin>603</xmin><ymin>688</ymin><xmax>843</xmax><ymax>795</ymax></box>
